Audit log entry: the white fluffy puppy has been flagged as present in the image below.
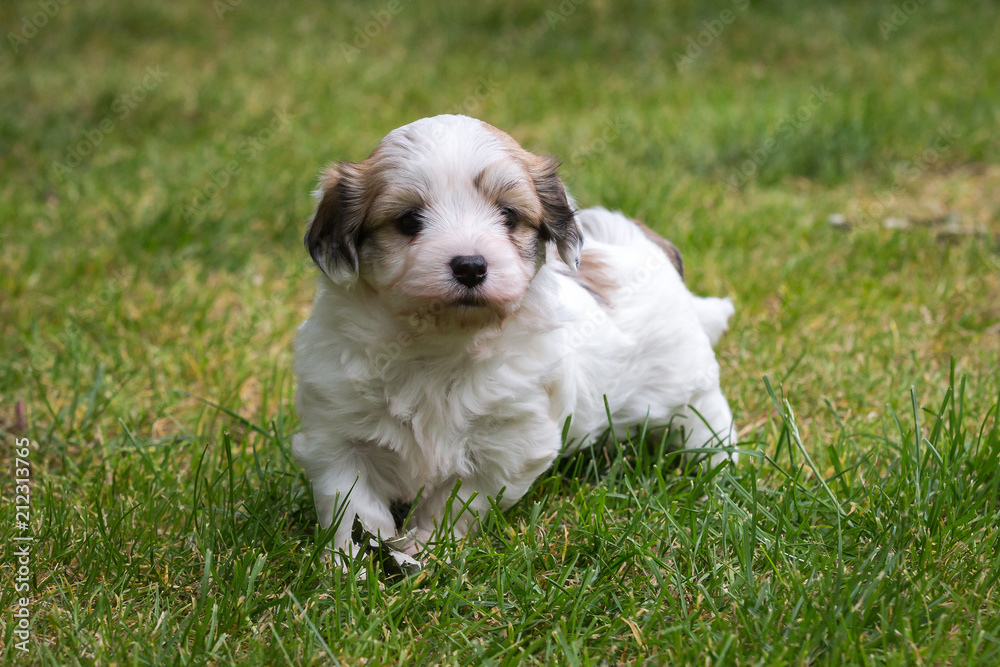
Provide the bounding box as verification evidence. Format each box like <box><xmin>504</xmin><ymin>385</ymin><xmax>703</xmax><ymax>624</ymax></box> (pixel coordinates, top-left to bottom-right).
<box><xmin>292</xmin><ymin>115</ymin><xmax>737</xmax><ymax>562</ymax></box>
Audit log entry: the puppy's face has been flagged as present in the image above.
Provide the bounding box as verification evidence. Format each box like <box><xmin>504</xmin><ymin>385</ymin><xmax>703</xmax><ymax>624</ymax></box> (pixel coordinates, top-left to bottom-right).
<box><xmin>306</xmin><ymin>115</ymin><xmax>582</xmax><ymax>325</ymax></box>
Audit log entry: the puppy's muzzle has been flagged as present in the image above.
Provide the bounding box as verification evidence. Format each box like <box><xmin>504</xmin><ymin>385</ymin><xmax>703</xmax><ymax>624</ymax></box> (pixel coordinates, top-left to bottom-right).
<box><xmin>450</xmin><ymin>254</ymin><xmax>488</xmax><ymax>288</ymax></box>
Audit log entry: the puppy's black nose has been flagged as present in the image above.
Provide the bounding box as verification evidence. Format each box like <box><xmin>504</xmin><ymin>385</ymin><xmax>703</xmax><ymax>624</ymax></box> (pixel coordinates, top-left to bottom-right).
<box><xmin>450</xmin><ymin>255</ymin><xmax>488</xmax><ymax>288</ymax></box>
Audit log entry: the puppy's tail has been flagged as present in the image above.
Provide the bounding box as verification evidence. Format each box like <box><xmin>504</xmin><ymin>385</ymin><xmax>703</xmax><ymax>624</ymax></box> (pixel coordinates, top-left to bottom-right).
<box><xmin>692</xmin><ymin>296</ymin><xmax>735</xmax><ymax>347</ymax></box>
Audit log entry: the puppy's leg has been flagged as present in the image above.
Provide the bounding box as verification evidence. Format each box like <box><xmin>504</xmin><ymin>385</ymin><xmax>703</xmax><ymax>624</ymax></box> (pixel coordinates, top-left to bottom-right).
<box><xmin>680</xmin><ymin>387</ymin><xmax>739</xmax><ymax>467</ymax></box>
<box><xmin>409</xmin><ymin>477</ymin><xmax>494</xmax><ymax>548</ymax></box>
<box><xmin>409</xmin><ymin>472</ymin><xmax>539</xmax><ymax>549</ymax></box>
<box><xmin>410</xmin><ymin>428</ymin><xmax>561</xmax><ymax>551</ymax></box>
<box><xmin>292</xmin><ymin>433</ymin><xmax>397</xmax><ymax>567</ymax></box>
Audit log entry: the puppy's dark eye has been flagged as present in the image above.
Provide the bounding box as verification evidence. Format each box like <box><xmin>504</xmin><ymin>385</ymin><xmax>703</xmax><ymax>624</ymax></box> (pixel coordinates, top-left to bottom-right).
<box><xmin>500</xmin><ymin>207</ymin><xmax>519</xmax><ymax>229</ymax></box>
<box><xmin>396</xmin><ymin>210</ymin><xmax>423</xmax><ymax>237</ymax></box>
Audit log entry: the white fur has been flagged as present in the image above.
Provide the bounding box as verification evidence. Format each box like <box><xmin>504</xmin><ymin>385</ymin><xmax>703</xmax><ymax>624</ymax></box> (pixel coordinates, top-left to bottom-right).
<box><xmin>292</xmin><ymin>115</ymin><xmax>737</xmax><ymax>564</ymax></box>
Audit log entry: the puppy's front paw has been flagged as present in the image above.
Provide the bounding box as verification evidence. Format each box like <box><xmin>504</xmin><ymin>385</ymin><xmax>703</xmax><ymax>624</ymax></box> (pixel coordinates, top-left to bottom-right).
<box><xmin>351</xmin><ymin>515</ymin><xmax>423</xmax><ymax>579</ymax></box>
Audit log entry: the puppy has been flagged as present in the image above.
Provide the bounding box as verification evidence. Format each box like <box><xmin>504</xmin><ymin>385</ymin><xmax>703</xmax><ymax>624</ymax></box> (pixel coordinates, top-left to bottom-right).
<box><xmin>292</xmin><ymin>115</ymin><xmax>737</xmax><ymax>564</ymax></box>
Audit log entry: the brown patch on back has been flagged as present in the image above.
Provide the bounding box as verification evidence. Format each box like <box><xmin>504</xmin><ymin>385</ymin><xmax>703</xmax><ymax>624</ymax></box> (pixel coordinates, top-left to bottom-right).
<box><xmin>632</xmin><ymin>218</ymin><xmax>684</xmax><ymax>280</ymax></box>
<box><xmin>574</xmin><ymin>248</ymin><xmax>618</xmax><ymax>307</ymax></box>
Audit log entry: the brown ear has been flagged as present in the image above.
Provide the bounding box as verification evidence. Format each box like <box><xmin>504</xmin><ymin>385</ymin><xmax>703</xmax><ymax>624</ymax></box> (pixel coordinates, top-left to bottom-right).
<box><xmin>305</xmin><ymin>164</ymin><xmax>365</xmax><ymax>281</ymax></box>
<box><xmin>529</xmin><ymin>157</ymin><xmax>582</xmax><ymax>270</ymax></box>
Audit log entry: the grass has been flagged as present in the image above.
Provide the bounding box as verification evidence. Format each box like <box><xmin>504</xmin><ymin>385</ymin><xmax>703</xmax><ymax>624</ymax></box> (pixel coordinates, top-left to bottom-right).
<box><xmin>2</xmin><ymin>0</ymin><xmax>1000</xmax><ymax>663</ymax></box>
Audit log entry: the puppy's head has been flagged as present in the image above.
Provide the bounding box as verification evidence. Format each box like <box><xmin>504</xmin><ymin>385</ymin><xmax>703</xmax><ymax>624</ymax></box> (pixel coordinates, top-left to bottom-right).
<box><xmin>306</xmin><ymin>115</ymin><xmax>582</xmax><ymax>324</ymax></box>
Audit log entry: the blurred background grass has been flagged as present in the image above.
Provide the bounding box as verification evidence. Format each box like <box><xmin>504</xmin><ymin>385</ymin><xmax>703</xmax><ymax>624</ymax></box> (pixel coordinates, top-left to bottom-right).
<box><xmin>3</xmin><ymin>0</ymin><xmax>997</xmax><ymax>441</ymax></box>
<box><xmin>1</xmin><ymin>0</ymin><xmax>999</xmax><ymax>663</ymax></box>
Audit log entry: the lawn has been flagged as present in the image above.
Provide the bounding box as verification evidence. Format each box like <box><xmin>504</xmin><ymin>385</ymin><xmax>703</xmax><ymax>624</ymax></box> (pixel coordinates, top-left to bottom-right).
<box><xmin>2</xmin><ymin>0</ymin><xmax>1000</xmax><ymax>664</ymax></box>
